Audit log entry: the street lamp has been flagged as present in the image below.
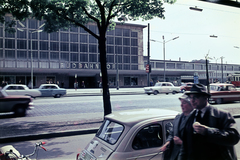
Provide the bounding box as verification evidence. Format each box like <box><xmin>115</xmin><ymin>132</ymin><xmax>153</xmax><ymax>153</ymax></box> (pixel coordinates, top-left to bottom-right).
<box><xmin>150</xmin><ymin>36</ymin><xmax>179</xmax><ymax>82</ymax></box>
<box><xmin>17</xmin><ymin>22</ymin><xmax>45</xmax><ymax>89</ymax></box>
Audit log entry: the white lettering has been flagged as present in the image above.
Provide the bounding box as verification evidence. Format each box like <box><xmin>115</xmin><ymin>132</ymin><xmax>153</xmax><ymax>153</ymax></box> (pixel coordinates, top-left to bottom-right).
<box><xmin>79</xmin><ymin>63</ymin><xmax>83</xmax><ymax>69</ymax></box>
<box><xmin>89</xmin><ymin>63</ymin><xmax>93</xmax><ymax>69</ymax></box>
<box><xmin>107</xmin><ymin>64</ymin><xmax>111</xmax><ymax>69</ymax></box>
<box><xmin>72</xmin><ymin>63</ymin><xmax>76</xmax><ymax>68</ymax></box>
<box><xmin>84</xmin><ymin>63</ymin><xmax>89</xmax><ymax>69</ymax></box>
<box><xmin>66</xmin><ymin>63</ymin><xmax>70</xmax><ymax>68</ymax></box>
<box><xmin>60</xmin><ymin>63</ymin><xmax>65</xmax><ymax>68</ymax></box>
<box><xmin>95</xmin><ymin>63</ymin><xmax>99</xmax><ymax>69</ymax></box>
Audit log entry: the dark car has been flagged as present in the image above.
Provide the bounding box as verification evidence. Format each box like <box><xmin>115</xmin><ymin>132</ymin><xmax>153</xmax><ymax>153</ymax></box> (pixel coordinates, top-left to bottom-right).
<box><xmin>37</xmin><ymin>84</ymin><xmax>66</xmax><ymax>98</ymax></box>
<box><xmin>0</xmin><ymin>90</ymin><xmax>33</xmax><ymax>116</ymax></box>
<box><xmin>180</xmin><ymin>82</ymin><xmax>194</xmax><ymax>93</ymax></box>
<box><xmin>209</xmin><ymin>83</ymin><xmax>240</xmax><ymax>104</ymax></box>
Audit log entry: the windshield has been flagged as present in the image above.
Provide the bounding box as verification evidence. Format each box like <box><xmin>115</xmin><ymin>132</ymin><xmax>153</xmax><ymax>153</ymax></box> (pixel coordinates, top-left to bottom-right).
<box><xmin>96</xmin><ymin>120</ymin><xmax>124</xmax><ymax>145</ymax></box>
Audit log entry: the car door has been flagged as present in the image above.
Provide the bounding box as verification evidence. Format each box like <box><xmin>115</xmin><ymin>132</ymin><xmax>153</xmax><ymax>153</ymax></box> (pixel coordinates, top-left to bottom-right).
<box><xmin>40</xmin><ymin>86</ymin><xmax>52</xmax><ymax>97</ymax></box>
<box><xmin>228</xmin><ymin>86</ymin><xmax>240</xmax><ymax>101</ymax></box>
<box><xmin>5</xmin><ymin>86</ymin><xmax>20</xmax><ymax>95</ymax></box>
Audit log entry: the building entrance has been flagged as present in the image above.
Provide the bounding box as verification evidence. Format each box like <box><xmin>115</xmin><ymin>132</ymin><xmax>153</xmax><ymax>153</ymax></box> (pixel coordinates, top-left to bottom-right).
<box><xmin>69</xmin><ymin>76</ymin><xmax>97</xmax><ymax>88</ymax></box>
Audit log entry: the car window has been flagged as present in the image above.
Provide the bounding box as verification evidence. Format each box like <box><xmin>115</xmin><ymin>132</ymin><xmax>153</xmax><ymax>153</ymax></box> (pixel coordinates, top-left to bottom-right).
<box><xmin>229</xmin><ymin>86</ymin><xmax>236</xmax><ymax>91</ymax></box>
<box><xmin>165</xmin><ymin>122</ymin><xmax>173</xmax><ymax>139</ymax></box>
<box><xmin>6</xmin><ymin>86</ymin><xmax>17</xmax><ymax>90</ymax></box>
<box><xmin>96</xmin><ymin>120</ymin><xmax>124</xmax><ymax>145</ymax></box>
<box><xmin>162</xmin><ymin>84</ymin><xmax>166</xmax><ymax>86</ymax></box>
<box><xmin>52</xmin><ymin>86</ymin><xmax>57</xmax><ymax>89</ymax></box>
<box><xmin>132</xmin><ymin>124</ymin><xmax>163</xmax><ymax>150</ymax></box>
<box><xmin>18</xmin><ymin>86</ymin><xmax>24</xmax><ymax>90</ymax></box>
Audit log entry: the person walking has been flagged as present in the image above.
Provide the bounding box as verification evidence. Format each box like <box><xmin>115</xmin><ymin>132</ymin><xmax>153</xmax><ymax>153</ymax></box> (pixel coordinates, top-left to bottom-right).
<box><xmin>178</xmin><ymin>83</ymin><xmax>239</xmax><ymax>160</ymax></box>
<box><xmin>160</xmin><ymin>94</ymin><xmax>194</xmax><ymax>160</ymax></box>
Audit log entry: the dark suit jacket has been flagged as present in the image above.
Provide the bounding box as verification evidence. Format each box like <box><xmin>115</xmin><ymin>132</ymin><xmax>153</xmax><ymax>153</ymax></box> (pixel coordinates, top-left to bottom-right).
<box><xmin>178</xmin><ymin>105</ymin><xmax>240</xmax><ymax>160</ymax></box>
<box><xmin>165</xmin><ymin>113</ymin><xmax>189</xmax><ymax>160</ymax></box>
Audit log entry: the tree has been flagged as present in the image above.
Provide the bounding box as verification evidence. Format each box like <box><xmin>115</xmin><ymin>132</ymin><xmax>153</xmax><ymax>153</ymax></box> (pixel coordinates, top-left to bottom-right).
<box><xmin>0</xmin><ymin>0</ymin><xmax>175</xmax><ymax>116</ymax></box>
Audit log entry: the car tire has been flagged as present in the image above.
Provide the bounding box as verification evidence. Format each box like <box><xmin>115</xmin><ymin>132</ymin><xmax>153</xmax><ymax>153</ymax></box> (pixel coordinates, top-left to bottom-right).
<box><xmin>166</xmin><ymin>93</ymin><xmax>169</xmax><ymax>95</ymax></box>
<box><xmin>172</xmin><ymin>91</ymin><xmax>176</xmax><ymax>94</ymax></box>
<box><xmin>54</xmin><ymin>94</ymin><xmax>61</xmax><ymax>98</ymax></box>
<box><xmin>153</xmin><ymin>91</ymin><xmax>158</xmax><ymax>95</ymax></box>
<box><xmin>147</xmin><ymin>93</ymin><xmax>151</xmax><ymax>95</ymax></box>
<box><xmin>216</xmin><ymin>98</ymin><xmax>223</xmax><ymax>104</ymax></box>
<box><xmin>14</xmin><ymin>106</ymin><xmax>26</xmax><ymax>117</ymax></box>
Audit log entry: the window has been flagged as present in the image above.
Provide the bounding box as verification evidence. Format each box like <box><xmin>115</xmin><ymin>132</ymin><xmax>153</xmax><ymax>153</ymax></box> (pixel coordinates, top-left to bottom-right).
<box><xmin>123</xmin><ymin>47</ymin><xmax>130</xmax><ymax>54</ymax></box>
<box><xmin>61</xmin><ymin>33</ymin><xmax>69</xmax><ymax>42</ymax></box>
<box><xmin>5</xmin><ymin>50</ymin><xmax>15</xmax><ymax>59</ymax></box>
<box><xmin>17</xmin><ymin>51</ymin><xmax>27</xmax><ymax>59</ymax></box>
<box><xmin>123</xmin><ymin>56</ymin><xmax>130</xmax><ymax>63</ymax></box>
<box><xmin>123</xmin><ymin>38</ymin><xmax>130</xmax><ymax>46</ymax></box>
<box><xmin>115</xmin><ymin>28</ymin><xmax>122</xmax><ymax>36</ymax></box>
<box><xmin>70</xmin><ymin>53</ymin><xmax>78</xmax><ymax>62</ymax></box>
<box><xmin>132</xmin><ymin>124</ymin><xmax>163</xmax><ymax>150</ymax></box>
<box><xmin>131</xmin><ymin>39</ymin><xmax>138</xmax><ymax>46</ymax></box>
<box><xmin>60</xmin><ymin>43</ymin><xmax>69</xmax><ymax>51</ymax></box>
<box><xmin>5</xmin><ymin>39</ymin><xmax>15</xmax><ymax>48</ymax></box>
<box><xmin>80</xmin><ymin>54</ymin><xmax>88</xmax><ymax>62</ymax></box>
<box><xmin>89</xmin><ymin>25</ymin><xmax>97</xmax><ymax>34</ymax></box>
<box><xmin>40</xmin><ymin>41</ymin><xmax>48</xmax><ymax>50</ymax></box>
<box><xmin>131</xmin><ymin>32</ymin><xmax>138</xmax><ymax>37</ymax></box>
<box><xmin>40</xmin><ymin>52</ymin><xmax>49</xmax><ymax>59</ymax></box>
<box><xmin>96</xmin><ymin>120</ymin><xmax>124</xmax><ymax>145</ymax></box>
<box><xmin>50</xmin><ymin>52</ymin><xmax>59</xmax><ymax>60</ymax></box>
<box><xmin>0</xmin><ymin>28</ymin><xmax>3</xmax><ymax>37</ymax></box>
<box><xmin>131</xmin><ymin>47</ymin><xmax>138</xmax><ymax>55</ymax></box>
<box><xmin>17</xmin><ymin>40</ymin><xmax>27</xmax><ymax>49</ymax></box>
<box><xmin>80</xmin><ymin>34</ymin><xmax>88</xmax><ymax>42</ymax></box>
<box><xmin>115</xmin><ymin>46</ymin><xmax>122</xmax><ymax>54</ymax></box>
<box><xmin>131</xmin><ymin>56</ymin><xmax>138</xmax><ymax>63</ymax></box>
<box><xmin>70</xmin><ymin>34</ymin><xmax>78</xmax><ymax>42</ymax></box>
<box><xmin>29</xmin><ymin>41</ymin><xmax>38</xmax><ymax>50</ymax></box>
<box><xmin>40</xmin><ymin>32</ymin><xmax>48</xmax><ymax>40</ymax></box>
<box><xmin>123</xmin><ymin>64</ymin><xmax>130</xmax><ymax>70</ymax></box>
<box><xmin>61</xmin><ymin>53</ymin><xmax>69</xmax><ymax>61</ymax></box>
<box><xmin>50</xmin><ymin>42</ymin><xmax>59</xmax><ymax>51</ymax></box>
<box><xmin>123</xmin><ymin>29</ymin><xmax>130</xmax><ymax>37</ymax></box>
<box><xmin>50</xmin><ymin>32</ymin><xmax>59</xmax><ymax>41</ymax></box>
<box><xmin>80</xmin><ymin>44</ymin><xmax>88</xmax><ymax>52</ymax></box>
<box><xmin>70</xmin><ymin>43</ymin><xmax>78</xmax><ymax>52</ymax></box>
<box><xmin>70</xmin><ymin>27</ymin><xmax>78</xmax><ymax>32</ymax></box>
<box><xmin>28</xmin><ymin>51</ymin><xmax>38</xmax><ymax>59</ymax></box>
<box><xmin>107</xmin><ymin>37</ymin><xmax>114</xmax><ymax>44</ymax></box>
<box><xmin>115</xmin><ymin>37</ymin><xmax>122</xmax><ymax>45</ymax></box>
<box><xmin>89</xmin><ymin>44</ymin><xmax>97</xmax><ymax>53</ymax></box>
<box><xmin>107</xmin><ymin>55</ymin><xmax>114</xmax><ymax>63</ymax></box>
<box><xmin>89</xmin><ymin>54</ymin><xmax>97</xmax><ymax>62</ymax></box>
<box><xmin>89</xmin><ymin>35</ymin><xmax>97</xmax><ymax>43</ymax></box>
<box><xmin>107</xmin><ymin>46</ymin><xmax>114</xmax><ymax>53</ymax></box>
<box><xmin>5</xmin><ymin>32</ymin><xmax>15</xmax><ymax>38</ymax></box>
<box><xmin>17</xmin><ymin>30</ymin><xmax>27</xmax><ymax>38</ymax></box>
<box><xmin>131</xmin><ymin>65</ymin><xmax>138</xmax><ymax>70</ymax></box>
<box><xmin>29</xmin><ymin>32</ymin><xmax>38</xmax><ymax>39</ymax></box>
<box><xmin>28</xmin><ymin>19</ymin><xmax>38</xmax><ymax>29</ymax></box>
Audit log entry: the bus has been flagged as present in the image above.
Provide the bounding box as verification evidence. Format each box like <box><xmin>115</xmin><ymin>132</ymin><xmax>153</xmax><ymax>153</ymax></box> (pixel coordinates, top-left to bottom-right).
<box><xmin>227</xmin><ymin>73</ymin><xmax>240</xmax><ymax>87</ymax></box>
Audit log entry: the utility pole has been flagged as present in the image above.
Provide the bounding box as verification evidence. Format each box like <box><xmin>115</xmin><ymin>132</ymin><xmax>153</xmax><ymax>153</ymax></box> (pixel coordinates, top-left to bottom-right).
<box><xmin>220</xmin><ymin>56</ymin><xmax>224</xmax><ymax>83</ymax></box>
<box><xmin>147</xmin><ymin>23</ymin><xmax>150</xmax><ymax>86</ymax></box>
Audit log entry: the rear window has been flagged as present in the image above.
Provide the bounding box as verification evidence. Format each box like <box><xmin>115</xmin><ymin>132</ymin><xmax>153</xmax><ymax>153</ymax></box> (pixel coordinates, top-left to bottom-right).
<box><xmin>96</xmin><ymin>120</ymin><xmax>124</xmax><ymax>145</ymax></box>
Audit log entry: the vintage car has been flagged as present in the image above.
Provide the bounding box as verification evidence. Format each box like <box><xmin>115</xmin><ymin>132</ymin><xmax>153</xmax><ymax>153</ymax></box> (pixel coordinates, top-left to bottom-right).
<box><xmin>144</xmin><ymin>82</ymin><xmax>181</xmax><ymax>95</ymax></box>
<box><xmin>0</xmin><ymin>90</ymin><xmax>33</xmax><ymax>116</ymax></box>
<box><xmin>37</xmin><ymin>84</ymin><xmax>66</xmax><ymax>98</ymax></box>
<box><xmin>180</xmin><ymin>82</ymin><xmax>194</xmax><ymax>93</ymax></box>
<box><xmin>2</xmin><ymin>84</ymin><xmax>41</xmax><ymax>98</ymax></box>
<box><xmin>209</xmin><ymin>83</ymin><xmax>240</xmax><ymax>104</ymax></box>
<box><xmin>77</xmin><ymin>108</ymin><xmax>179</xmax><ymax>160</ymax></box>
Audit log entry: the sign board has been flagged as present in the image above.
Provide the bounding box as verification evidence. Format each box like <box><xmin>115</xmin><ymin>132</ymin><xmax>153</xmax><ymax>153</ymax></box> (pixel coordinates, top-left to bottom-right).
<box><xmin>146</xmin><ymin>64</ymin><xmax>149</xmax><ymax>73</ymax></box>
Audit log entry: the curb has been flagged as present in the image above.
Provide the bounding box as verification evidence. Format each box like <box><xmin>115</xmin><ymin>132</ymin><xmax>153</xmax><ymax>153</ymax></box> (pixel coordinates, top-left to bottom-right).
<box><xmin>0</xmin><ymin>128</ymin><xmax>99</xmax><ymax>143</ymax></box>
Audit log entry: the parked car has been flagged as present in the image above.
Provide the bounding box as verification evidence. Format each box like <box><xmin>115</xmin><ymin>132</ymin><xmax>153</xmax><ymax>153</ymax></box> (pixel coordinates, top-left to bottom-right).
<box><xmin>1</xmin><ymin>84</ymin><xmax>41</xmax><ymax>98</ymax></box>
<box><xmin>76</xmin><ymin>108</ymin><xmax>179</xmax><ymax>160</ymax></box>
<box><xmin>144</xmin><ymin>82</ymin><xmax>181</xmax><ymax>95</ymax></box>
<box><xmin>209</xmin><ymin>83</ymin><xmax>240</xmax><ymax>104</ymax></box>
<box><xmin>37</xmin><ymin>84</ymin><xmax>66</xmax><ymax>98</ymax></box>
<box><xmin>180</xmin><ymin>82</ymin><xmax>194</xmax><ymax>93</ymax></box>
<box><xmin>0</xmin><ymin>90</ymin><xmax>33</xmax><ymax>116</ymax></box>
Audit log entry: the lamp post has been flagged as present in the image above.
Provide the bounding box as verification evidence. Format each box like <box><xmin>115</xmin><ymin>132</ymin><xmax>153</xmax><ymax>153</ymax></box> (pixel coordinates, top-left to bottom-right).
<box><xmin>116</xmin><ymin>52</ymin><xmax>119</xmax><ymax>90</ymax></box>
<box><xmin>213</xmin><ymin>57</ymin><xmax>219</xmax><ymax>82</ymax></box>
<box><xmin>29</xmin><ymin>24</ymin><xmax>45</xmax><ymax>89</ymax></box>
<box><xmin>17</xmin><ymin>22</ymin><xmax>45</xmax><ymax>89</ymax></box>
<box><xmin>150</xmin><ymin>36</ymin><xmax>179</xmax><ymax>82</ymax></box>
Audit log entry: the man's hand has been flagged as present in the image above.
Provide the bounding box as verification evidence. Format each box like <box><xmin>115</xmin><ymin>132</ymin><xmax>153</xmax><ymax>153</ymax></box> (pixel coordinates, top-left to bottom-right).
<box><xmin>173</xmin><ymin>136</ymin><xmax>182</xmax><ymax>145</ymax></box>
<box><xmin>160</xmin><ymin>141</ymin><xmax>170</xmax><ymax>152</ymax></box>
<box><xmin>193</xmin><ymin>122</ymin><xmax>209</xmax><ymax>135</ymax></box>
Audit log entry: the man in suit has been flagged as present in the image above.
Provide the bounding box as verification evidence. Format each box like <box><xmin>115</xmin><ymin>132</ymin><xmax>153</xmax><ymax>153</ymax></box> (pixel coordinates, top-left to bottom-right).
<box><xmin>160</xmin><ymin>93</ymin><xmax>194</xmax><ymax>160</ymax></box>
<box><xmin>179</xmin><ymin>83</ymin><xmax>239</xmax><ymax>160</ymax></box>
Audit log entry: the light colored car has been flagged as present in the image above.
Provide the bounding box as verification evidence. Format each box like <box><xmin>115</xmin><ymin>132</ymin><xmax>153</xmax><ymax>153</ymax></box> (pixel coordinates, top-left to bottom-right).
<box><xmin>0</xmin><ymin>90</ymin><xmax>33</xmax><ymax>116</ymax></box>
<box><xmin>209</xmin><ymin>83</ymin><xmax>240</xmax><ymax>104</ymax></box>
<box><xmin>1</xmin><ymin>84</ymin><xmax>41</xmax><ymax>98</ymax></box>
<box><xmin>37</xmin><ymin>84</ymin><xmax>66</xmax><ymax>98</ymax></box>
<box><xmin>180</xmin><ymin>82</ymin><xmax>194</xmax><ymax>93</ymax></box>
<box><xmin>144</xmin><ymin>82</ymin><xmax>181</xmax><ymax>95</ymax></box>
<box><xmin>77</xmin><ymin>108</ymin><xmax>179</xmax><ymax>160</ymax></box>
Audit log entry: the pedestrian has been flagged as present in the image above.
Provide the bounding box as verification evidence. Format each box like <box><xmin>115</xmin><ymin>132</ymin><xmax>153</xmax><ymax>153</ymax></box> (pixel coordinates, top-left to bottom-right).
<box><xmin>81</xmin><ymin>81</ymin><xmax>85</xmax><ymax>88</ymax></box>
<box><xmin>178</xmin><ymin>83</ymin><xmax>239</xmax><ymax>160</ymax></box>
<box><xmin>74</xmin><ymin>82</ymin><xmax>78</xmax><ymax>91</ymax></box>
<box><xmin>160</xmin><ymin>94</ymin><xmax>193</xmax><ymax>160</ymax></box>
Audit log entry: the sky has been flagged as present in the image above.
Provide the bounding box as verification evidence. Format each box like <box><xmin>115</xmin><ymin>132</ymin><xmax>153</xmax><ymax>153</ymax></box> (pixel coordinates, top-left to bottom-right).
<box><xmin>127</xmin><ymin>0</ymin><xmax>240</xmax><ymax>65</ymax></box>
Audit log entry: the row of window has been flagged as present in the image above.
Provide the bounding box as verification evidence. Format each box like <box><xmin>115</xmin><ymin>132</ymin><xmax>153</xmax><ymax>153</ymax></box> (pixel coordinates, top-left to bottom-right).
<box><xmin>1</xmin><ymin>61</ymin><xmax>139</xmax><ymax>70</ymax></box>
<box><xmin>145</xmin><ymin>62</ymin><xmax>240</xmax><ymax>71</ymax></box>
<box><xmin>0</xmin><ymin>50</ymin><xmax>138</xmax><ymax>63</ymax></box>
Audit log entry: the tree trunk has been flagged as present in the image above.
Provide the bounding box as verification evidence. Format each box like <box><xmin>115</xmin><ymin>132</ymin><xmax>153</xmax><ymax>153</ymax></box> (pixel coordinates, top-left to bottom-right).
<box><xmin>99</xmin><ymin>30</ymin><xmax>112</xmax><ymax>116</ymax></box>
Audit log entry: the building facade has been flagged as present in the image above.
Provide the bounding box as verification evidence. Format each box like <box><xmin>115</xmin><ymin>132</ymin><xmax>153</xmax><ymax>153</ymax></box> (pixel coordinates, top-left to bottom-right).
<box><xmin>1</xmin><ymin>16</ymin><xmax>240</xmax><ymax>88</ymax></box>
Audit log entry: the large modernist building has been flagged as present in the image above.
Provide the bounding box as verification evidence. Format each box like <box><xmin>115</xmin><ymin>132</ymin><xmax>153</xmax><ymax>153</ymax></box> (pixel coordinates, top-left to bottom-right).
<box><xmin>1</xmin><ymin>16</ymin><xmax>240</xmax><ymax>88</ymax></box>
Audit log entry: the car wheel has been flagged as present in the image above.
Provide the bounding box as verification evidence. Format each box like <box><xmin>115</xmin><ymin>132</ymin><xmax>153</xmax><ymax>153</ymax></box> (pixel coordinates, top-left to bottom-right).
<box><xmin>147</xmin><ymin>93</ymin><xmax>151</xmax><ymax>95</ymax></box>
<box><xmin>54</xmin><ymin>94</ymin><xmax>61</xmax><ymax>98</ymax></box>
<box><xmin>153</xmin><ymin>91</ymin><xmax>158</xmax><ymax>95</ymax></box>
<box><xmin>181</xmin><ymin>89</ymin><xmax>186</xmax><ymax>93</ymax></box>
<box><xmin>14</xmin><ymin>106</ymin><xmax>26</xmax><ymax>117</ymax></box>
<box><xmin>172</xmin><ymin>91</ymin><xmax>176</xmax><ymax>94</ymax></box>
<box><xmin>166</xmin><ymin>93</ymin><xmax>169</xmax><ymax>95</ymax></box>
<box><xmin>216</xmin><ymin>98</ymin><xmax>223</xmax><ymax>104</ymax></box>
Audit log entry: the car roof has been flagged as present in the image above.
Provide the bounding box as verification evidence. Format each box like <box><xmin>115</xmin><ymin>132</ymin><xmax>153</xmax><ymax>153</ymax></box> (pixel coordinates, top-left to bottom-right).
<box><xmin>5</xmin><ymin>84</ymin><xmax>27</xmax><ymax>86</ymax></box>
<box><xmin>40</xmin><ymin>84</ymin><xmax>58</xmax><ymax>86</ymax></box>
<box><xmin>105</xmin><ymin>108</ymin><xmax>179</xmax><ymax>127</ymax></box>
<box><xmin>210</xmin><ymin>83</ymin><xmax>234</xmax><ymax>87</ymax></box>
